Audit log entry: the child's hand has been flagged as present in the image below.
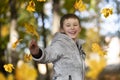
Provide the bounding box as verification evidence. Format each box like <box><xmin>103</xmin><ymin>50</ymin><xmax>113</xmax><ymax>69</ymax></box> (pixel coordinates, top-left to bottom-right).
<box><xmin>29</xmin><ymin>39</ymin><xmax>39</xmax><ymax>56</ymax></box>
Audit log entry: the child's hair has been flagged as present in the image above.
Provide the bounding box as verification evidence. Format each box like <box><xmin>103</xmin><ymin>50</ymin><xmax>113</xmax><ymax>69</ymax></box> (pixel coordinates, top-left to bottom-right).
<box><xmin>60</xmin><ymin>14</ymin><xmax>81</xmax><ymax>29</ymax></box>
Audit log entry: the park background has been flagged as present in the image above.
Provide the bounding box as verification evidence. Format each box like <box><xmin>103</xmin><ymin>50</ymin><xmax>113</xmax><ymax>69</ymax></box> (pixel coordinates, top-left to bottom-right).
<box><xmin>0</xmin><ymin>0</ymin><xmax>120</xmax><ymax>80</ymax></box>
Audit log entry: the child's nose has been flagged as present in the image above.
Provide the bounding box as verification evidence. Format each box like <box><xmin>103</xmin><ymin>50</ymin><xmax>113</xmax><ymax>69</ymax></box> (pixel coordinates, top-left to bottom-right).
<box><xmin>71</xmin><ymin>26</ymin><xmax>75</xmax><ymax>29</ymax></box>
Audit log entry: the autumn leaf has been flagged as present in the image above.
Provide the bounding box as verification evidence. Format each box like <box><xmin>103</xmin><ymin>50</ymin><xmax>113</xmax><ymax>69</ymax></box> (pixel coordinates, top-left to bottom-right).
<box><xmin>86</xmin><ymin>58</ymin><xmax>106</xmax><ymax>79</ymax></box>
<box><xmin>12</xmin><ymin>39</ymin><xmax>23</xmax><ymax>48</ymax></box>
<box><xmin>92</xmin><ymin>43</ymin><xmax>106</xmax><ymax>56</ymax></box>
<box><xmin>1</xmin><ymin>25</ymin><xmax>9</xmax><ymax>37</ymax></box>
<box><xmin>15</xmin><ymin>62</ymin><xmax>37</xmax><ymax>80</ymax></box>
<box><xmin>24</xmin><ymin>54</ymin><xmax>32</xmax><ymax>62</ymax></box>
<box><xmin>26</xmin><ymin>0</ymin><xmax>35</xmax><ymax>12</ymax></box>
<box><xmin>74</xmin><ymin>0</ymin><xmax>86</xmax><ymax>12</ymax></box>
<box><xmin>24</xmin><ymin>23</ymin><xmax>40</xmax><ymax>40</ymax></box>
<box><xmin>3</xmin><ymin>64</ymin><xmax>14</xmax><ymax>73</ymax></box>
<box><xmin>101</xmin><ymin>8</ymin><xmax>113</xmax><ymax>18</ymax></box>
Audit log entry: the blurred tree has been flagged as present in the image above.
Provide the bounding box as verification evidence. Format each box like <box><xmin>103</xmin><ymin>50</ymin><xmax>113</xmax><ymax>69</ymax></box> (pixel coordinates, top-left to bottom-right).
<box><xmin>0</xmin><ymin>0</ymin><xmax>10</xmax><ymax>76</ymax></box>
<box><xmin>51</xmin><ymin>0</ymin><xmax>60</xmax><ymax>34</ymax></box>
<box><xmin>84</xmin><ymin>28</ymin><xmax>101</xmax><ymax>56</ymax></box>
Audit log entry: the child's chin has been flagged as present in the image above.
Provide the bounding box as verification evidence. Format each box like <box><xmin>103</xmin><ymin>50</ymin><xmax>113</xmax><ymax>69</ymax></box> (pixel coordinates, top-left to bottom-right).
<box><xmin>70</xmin><ymin>36</ymin><xmax>77</xmax><ymax>39</ymax></box>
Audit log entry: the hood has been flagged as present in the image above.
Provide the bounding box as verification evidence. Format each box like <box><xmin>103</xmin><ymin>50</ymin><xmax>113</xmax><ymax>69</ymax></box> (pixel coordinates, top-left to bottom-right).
<box><xmin>51</xmin><ymin>32</ymin><xmax>85</xmax><ymax>46</ymax></box>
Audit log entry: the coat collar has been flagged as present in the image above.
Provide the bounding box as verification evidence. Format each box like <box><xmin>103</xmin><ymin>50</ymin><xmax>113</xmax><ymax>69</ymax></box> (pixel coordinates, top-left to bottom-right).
<box><xmin>52</xmin><ymin>32</ymin><xmax>85</xmax><ymax>47</ymax></box>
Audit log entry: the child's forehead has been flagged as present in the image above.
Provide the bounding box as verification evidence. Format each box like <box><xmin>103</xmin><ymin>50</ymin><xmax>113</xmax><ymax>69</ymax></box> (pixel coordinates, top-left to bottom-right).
<box><xmin>64</xmin><ymin>18</ymin><xmax>79</xmax><ymax>22</ymax></box>
<box><xmin>65</xmin><ymin>17</ymin><xmax>78</xmax><ymax>20</ymax></box>
<box><xmin>64</xmin><ymin>18</ymin><xmax>78</xmax><ymax>21</ymax></box>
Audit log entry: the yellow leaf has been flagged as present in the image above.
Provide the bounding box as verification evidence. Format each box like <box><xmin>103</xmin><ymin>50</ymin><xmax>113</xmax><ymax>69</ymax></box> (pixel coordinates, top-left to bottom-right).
<box><xmin>92</xmin><ymin>43</ymin><xmax>100</xmax><ymax>52</ymax></box>
<box><xmin>101</xmin><ymin>8</ymin><xmax>113</xmax><ymax>18</ymax></box>
<box><xmin>3</xmin><ymin>64</ymin><xmax>14</xmax><ymax>73</ymax></box>
<box><xmin>92</xmin><ymin>43</ymin><xmax>106</xmax><ymax>56</ymax></box>
<box><xmin>12</xmin><ymin>39</ymin><xmax>23</xmax><ymax>48</ymax></box>
<box><xmin>24</xmin><ymin>23</ymin><xmax>40</xmax><ymax>40</ymax></box>
<box><xmin>98</xmin><ymin>50</ymin><xmax>106</xmax><ymax>57</ymax></box>
<box><xmin>86</xmin><ymin>59</ymin><xmax>106</xmax><ymax>79</ymax></box>
<box><xmin>24</xmin><ymin>54</ymin><xmax>32</xmax><ymax>62</ymax></box>
<box><xmin>26</xmin><ymin>0</ymin><xmax>35</xmax><ymax>12</ymax></box>
<box><xmin>15</xmin><ymin>62</ymin><xmax>37</xmax><ymax>80</ymax></box>
<box><xmin>1</xmin><ymin>26</ymin><xmax>9</xmax><ymax>37</ymax></box>
<box><xmin>0</xmin><ymin>72</ymin><xmax>6</xmax><ymax>80</ymax></box>
<box><xmin>74</xmin><ymin>0</ymin><xmax>86</xmax><ymax>12</ymax></box>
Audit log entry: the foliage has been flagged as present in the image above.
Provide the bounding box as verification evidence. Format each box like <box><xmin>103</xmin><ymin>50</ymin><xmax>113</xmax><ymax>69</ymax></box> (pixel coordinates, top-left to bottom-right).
<box><xmin>61</xmin><ymin>0</ymin><xmax>76</xmax><ymax>13</ymax></box>
<box><xmin>0</xmin><ymin>72</ymin><xmax>6</xmax><ymax>80</ymax></box>
<box><xmin>86</xmin><ymin>57</ymin><xmax>106</xmax><ymax>79</ymax></box>
<box><xmin>92</xmin><ymin>43</ymin><xmax>106</xmax><ymax>56</ymax></box>
<box><xmin>15</xmin><ymin>61</ymin><xmax>38</xmax><ymax>80</ymax></box>
<box><xmin>0</xmin><ymin>0</ymin><xmax>9</xmax><ymax>23</ymax></box>
<box><xmin>83</xmin><ymin>28</ymin><xmax>101</xmax><ymax>55</ymax></box>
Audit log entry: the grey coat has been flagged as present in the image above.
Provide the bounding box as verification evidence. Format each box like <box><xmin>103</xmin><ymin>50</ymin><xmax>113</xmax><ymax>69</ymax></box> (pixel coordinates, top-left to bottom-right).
<box><xmin>32</xmin><ymin>32</ymin><xmax>86</xmax><ymax>80</ymax></box>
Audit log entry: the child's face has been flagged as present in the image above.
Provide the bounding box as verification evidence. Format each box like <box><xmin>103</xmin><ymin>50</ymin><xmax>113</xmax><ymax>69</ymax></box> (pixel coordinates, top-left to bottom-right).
<box><xmin>61</xmin><ymin>18</ymin><xmax>81</xmax><ymax>41</ymax></box>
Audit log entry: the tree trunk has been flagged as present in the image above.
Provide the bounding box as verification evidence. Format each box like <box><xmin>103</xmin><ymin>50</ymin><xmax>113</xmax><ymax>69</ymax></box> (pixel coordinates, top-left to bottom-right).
<box><xmin>52</xmin><ymin>0</ymin><xmax>60</xmax><ymax>35</ymax></box>
<box><xmin>7</xmin><ymin>0</ymin><xmax>19</xmax><ymax>65</ymax></box>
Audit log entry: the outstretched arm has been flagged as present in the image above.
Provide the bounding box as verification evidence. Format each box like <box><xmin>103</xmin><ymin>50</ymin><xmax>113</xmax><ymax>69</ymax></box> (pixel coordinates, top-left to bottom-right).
<box><xmin>29</xmin><ymin>39</ymin><xmax>63</xmax><ymax>63</ymax></box>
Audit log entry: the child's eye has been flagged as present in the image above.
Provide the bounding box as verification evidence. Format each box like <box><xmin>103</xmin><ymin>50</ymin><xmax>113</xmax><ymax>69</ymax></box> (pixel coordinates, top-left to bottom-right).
<box><xmin>74</xmin><ymin>24</ymin><xmax>78</xmax><ymax>26</ymax></box>
<box><xmin>66</xmin><ymin>25</ymin><xmax>70</xmax><ymax>27</ymax></box>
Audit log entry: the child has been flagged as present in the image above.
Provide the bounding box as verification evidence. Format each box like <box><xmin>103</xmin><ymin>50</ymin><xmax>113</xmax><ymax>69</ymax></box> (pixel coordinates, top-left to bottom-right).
<box><xmin>29</xmin><ymin>14</ymin><xmax>86</xmax><ymax>80</ymax></box>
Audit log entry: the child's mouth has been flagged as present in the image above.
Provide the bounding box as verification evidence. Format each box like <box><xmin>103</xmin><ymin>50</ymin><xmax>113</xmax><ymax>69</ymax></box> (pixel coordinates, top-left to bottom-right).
<box><xmin>68</xmin><ymin>31</ymin><xmax>76</xmax><ymax>35</ymax></box>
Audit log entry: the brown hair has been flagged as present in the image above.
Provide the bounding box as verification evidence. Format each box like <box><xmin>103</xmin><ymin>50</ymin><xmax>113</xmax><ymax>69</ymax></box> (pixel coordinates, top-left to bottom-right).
<box><xmin>60</xmin><ymin>14</ymin><xmax>81</xmax><ymax>29</ymax></box>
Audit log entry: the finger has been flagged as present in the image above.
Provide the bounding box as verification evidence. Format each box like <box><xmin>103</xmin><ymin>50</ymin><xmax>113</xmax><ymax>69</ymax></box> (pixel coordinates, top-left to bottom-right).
<box><xmin>29</xmin><ymin>40</ymin><xmax>35</xmax><ymax>49</ymax></box>
<box><xmin>32</xmin><ymin>39</ymin><xmax>38</xmax><ymax>47</ymax></box>
<box><xmin>30</xmin><ymin>39</ymin><xmax>36</xmax><ymax>46</ymax></box>
<box><xmin>32</xmin><ymin>39</ymin><xmax>38</xmax><ymax>45</ymax></box>
<box><xmin>30</xmin><ymin>40</ymin><xmax>38</xmax><ymax>50</ymax></box>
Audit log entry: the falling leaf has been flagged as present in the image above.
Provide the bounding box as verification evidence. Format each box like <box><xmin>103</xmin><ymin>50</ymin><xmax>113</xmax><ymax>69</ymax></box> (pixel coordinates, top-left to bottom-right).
<box><xmin>24</xmin><ymin>54</ymin><xmax>32</xmax><ymax>62</ymax></box>
<box><xmin>26</xmin><ymin>0</ymin><xmax>35</xmax><ymax>12</ymax></box>
<box><xmin>1</xmin><ymin>25</ymin><xmax>9</xmax><ymax>37</ymax></box>
<box><xmin>12</xmin><ymin>39</ymin><xmax>23</xmax><ymax>48</ymax></box>
<box><xmin>92</xmin><ymin>43</ymin><xmax>101</xmax><ymax>52</ymax></box>
<box><xmin>37</xmin><ymin>0</ymin><xmax>46</xmax><ymax>2</ymax></box>
<box><xmin>92</xmin><ymin>43</ymin><xmax>106</xmax><ymax>56</ymax></box>
<box><xmin>86</xmin><ymin>58</ymin><xmax>106</xmax><ymax>79</ymax></box>
<box><xmin>101</xmin><ymin>8</ymin><xmax>113</xmax><ymax>18</ymax></box>
<box><xmin>15</xmin><ymin>62</ymin><xmax>37</xmax><ymax>80</ymax></box>
<box><xmin>24</xmin><ymin>23</ymin><xmax>40</xmax><ymax>40</ymax></box>
<box><xmin>3</xmin><ymin>64</ymin><xmax>14</xmax><ymax>73</ymax></box>
<box><xmin>74</xmin><ymin>0</ymin><xmax>86</xmax><ymax>12</ymax></box>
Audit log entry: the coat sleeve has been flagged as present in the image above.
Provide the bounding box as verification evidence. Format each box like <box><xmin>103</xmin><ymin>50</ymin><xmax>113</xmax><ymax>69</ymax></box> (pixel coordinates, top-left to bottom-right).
<box><xmin>32</xmin><ymin>41</ymin><xmax>64</xmax><ymax>63</ymax></box>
